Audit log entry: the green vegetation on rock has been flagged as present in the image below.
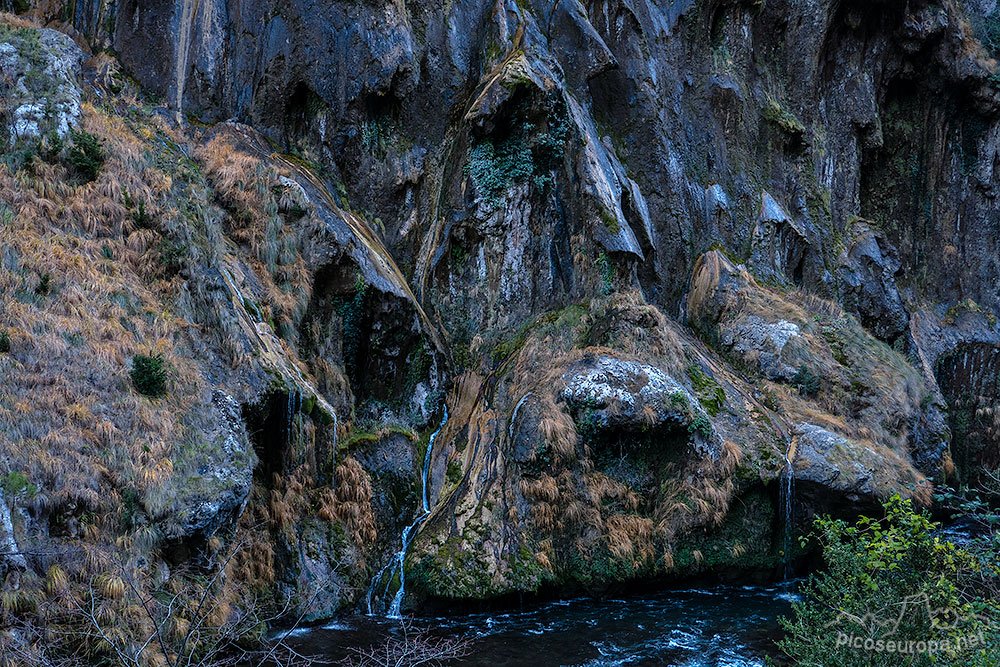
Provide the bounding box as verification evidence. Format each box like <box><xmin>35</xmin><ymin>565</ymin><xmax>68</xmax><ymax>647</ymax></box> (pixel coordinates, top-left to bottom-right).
<box><xmin>780</xmin><ymin>496</ymin><xmax>1000</xmax><ymax>665</ymax></box>
<box><xmin>130</xmin><ymin>353</ymin><xmax>167</xmax><ymax>398</ymax></box>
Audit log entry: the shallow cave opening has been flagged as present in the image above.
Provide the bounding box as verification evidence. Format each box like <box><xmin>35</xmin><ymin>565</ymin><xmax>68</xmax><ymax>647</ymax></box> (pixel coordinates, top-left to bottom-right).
<box><xmin>467</xmin><ymin>86</ymin><xmax>569</xmax><ymax>169</ymax></box>
<box><xmin>364</xmin><ymin>90</ymin><xmax>402</xmax><ymax>124</ymax></box>
<box><xmin>935</xmin><ymin>343</ymin><xmax>1000</xmax><ymax>484</ymax></box>
<box><xmin>582</xmin><ymin>419</ymin><xmax>692</xmax><ymax>513</ymax></box>
<box><xmin>284</xmin><ymin>81</ymin><xmax>325</xmax><ymax>144</ymax></box>
<box><xmin>359</xmin><ymin>90</ymin><xmax>403</xmax><ymax>158</ymax></box>
<box><xmin>242</xmin><ymin>390</ymin><xmax>300</xmax><ymax>485</ymax></box>
<box><xmin>300</xmin><ymin>261</ymin><xmax>427</xmax><ymax>406</ymax></box>
<box><xmin>790</xmin><ymin>250</ymin><xmax>805</xmax><ymax>286</ymax></box>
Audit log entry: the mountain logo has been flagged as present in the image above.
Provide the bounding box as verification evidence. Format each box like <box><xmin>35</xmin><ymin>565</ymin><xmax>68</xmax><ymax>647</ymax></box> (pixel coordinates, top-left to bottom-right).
<box><xmin>824</xmin><ymin>592</ymin><xmax>986</xmax><ymax>636</ymax></box>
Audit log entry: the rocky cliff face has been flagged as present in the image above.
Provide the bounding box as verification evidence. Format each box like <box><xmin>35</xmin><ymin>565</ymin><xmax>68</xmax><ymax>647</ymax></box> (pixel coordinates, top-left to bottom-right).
<box><xmin>3</xmin><ymin>0</ymin><xmax>1000</xmax><ymax>626</ymax></box>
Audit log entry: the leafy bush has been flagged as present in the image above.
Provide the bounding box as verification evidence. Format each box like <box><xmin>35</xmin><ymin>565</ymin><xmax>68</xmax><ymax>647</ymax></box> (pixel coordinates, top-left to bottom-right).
<box><xmin>66</xmin><ymin>129</ymin><xmax>105</xmax><ymax>181</ymax></box>
<box><xmin>595</xmin><ymin>252</ymin><xmax>614</xmax><ymax>295</ymax></box>
<box><xmin>34</xmin><ymin>272</ymin><xmax>51</xmax><ymax>295</ymax></box>
<box><xmin>130</xmin><ymin>353</ymin><xmax>167</xmax><ymax>398</ymax></box>
<box><xmin>792</xmin><ymin>364</ymin><xmax>821</xmax><ymax>396</ymax></box>
<box><xmin>0</xmin><ymin>330</ymin><xmax>9</xmax><ymax>354</ymax></box>
<box><xmin>688</xmin><ymin>414</ymin><xmax>713</xmax><ymax>438</ymax></box>
<box><xmin>465</xmin><ymin>137</ymin><xmax>534</xmax><ymax>205</ymax></box>
<box><xmin>779</xmin><ymin>496</ymin><xmax>1000</xmax><ymax>666</ymax></box>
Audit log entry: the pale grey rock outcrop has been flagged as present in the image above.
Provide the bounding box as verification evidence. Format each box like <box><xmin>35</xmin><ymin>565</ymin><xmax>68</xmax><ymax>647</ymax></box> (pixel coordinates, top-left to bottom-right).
<box><xmin>792</xmin><ymin>423</ymin><xmax>928</xmax><ymax>504</ymax></box>
<box><xmin>721</xmin><ymin>315</ymin><xmax>801</xmax><ymax>381</ymax></box>
<box><xmin>0</xmin><ymin>488</ymin><xmax>27</xmax><ymax>576</ymax></box>
<box><xmin>560</xmin><ymin>354</ymin><xmax>720</xmax><ymax>453</ymax></box>
<box><xmin>0</xmin><ymin>27</ymin><xmax>84</xmax><ymax>144</ymax></box>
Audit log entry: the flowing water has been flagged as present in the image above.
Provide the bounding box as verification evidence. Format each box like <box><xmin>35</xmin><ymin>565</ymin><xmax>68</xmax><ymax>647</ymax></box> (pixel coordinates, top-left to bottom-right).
<box><xmin>367</xmin><ymin>407</ymin><xmax>450</xmax><ymax>617</ymax></box>
<box><xmin>172</xmin><ymin>0</ymin><xmax>201</xmax><ymax>122</ymax></box>
<box><xmin>288</xmin><ymin>581</ymin><xmax>798</xmax><ymax>666</ymax></box>
<box><xmin>779</xmin><ymin>442</ymin><xmax>796</xmax><ymax>581</ymax></box>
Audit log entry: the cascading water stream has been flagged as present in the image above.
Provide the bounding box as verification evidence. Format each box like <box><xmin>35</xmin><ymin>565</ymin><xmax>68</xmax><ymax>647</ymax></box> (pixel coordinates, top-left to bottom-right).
<box><xmin>780</xmin><ymin>440</ymin><xmax>796</xmax><ymax>582</ymax></box>
<box><xmin>172</xmin><ymin>0</ymin><xmax>201</xmax><ymax>123</ymax></box>
<box><xmin>366</xmin><ymin>406</ymin><xmax>449</xmax><ymax>617</ymax></box>
<box><xmin>509</xmin><ymin>392</ymin><xmax>533</xmax><ymax>441</ymax></box>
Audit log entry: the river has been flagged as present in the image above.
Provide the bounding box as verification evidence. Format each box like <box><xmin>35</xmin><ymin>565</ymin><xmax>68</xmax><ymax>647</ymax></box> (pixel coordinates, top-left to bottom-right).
<box><xmin>285</xmin><ymin>581</ymin><xmax>798</xmax><ymax>666</ymax></box>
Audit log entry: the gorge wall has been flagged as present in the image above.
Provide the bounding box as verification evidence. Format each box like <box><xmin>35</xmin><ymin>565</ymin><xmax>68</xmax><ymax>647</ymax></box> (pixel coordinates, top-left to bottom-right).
<box><xmin>3</xmin><ymin>0</ymin><xmax>1000</xmax><ymax>630</ymax></box>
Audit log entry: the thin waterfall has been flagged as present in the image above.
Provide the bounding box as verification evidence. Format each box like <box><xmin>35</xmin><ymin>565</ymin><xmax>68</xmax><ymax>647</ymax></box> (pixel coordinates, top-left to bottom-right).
<box><xmin>367</xmin><ymin>406</ymin><xmax>449</xmax><ymax>617</ymax></box>
<box><xmin>509</xmin><ymin>391</ymin><xmax>533</xmax><ymax>441</ymax></box>
<box><xmin>285</xmin><ymin>389</ymin><xmax>300</xmax><ymax>469</ymax></box>
<box><xmin>330</xmin><ymin>411</ymin><xmax>338</xmax><ymax>483</ymax></box>
<box><xmin>172</xmin><ymin>0</ymin><xmax>201</xmax><ymax>123</ymax></box>
<box><xmin>780</xmin><ymin>440</ymin><xmax>796</xmax><ymax>582</ymax></box>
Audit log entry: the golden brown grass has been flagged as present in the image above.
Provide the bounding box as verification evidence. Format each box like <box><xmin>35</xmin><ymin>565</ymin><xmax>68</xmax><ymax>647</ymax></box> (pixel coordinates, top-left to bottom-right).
<box><xmin>605</xmin><ymin>514</ymin><xmax>654</xmax><ymax>563</ymax></box>
<box><xmin>194</xmin><ymin>137</ymin><xmax>313</xmax><ymax>327</ymax></box>
<box><xmin>333</xmin><ymin>457</ymin><xmax>377</xmax><ymax>547</ymax></box>
<box><xmin>0</xmin><ymin>12</ymin><xmax>40</xmax><ymax>28</ymax></box>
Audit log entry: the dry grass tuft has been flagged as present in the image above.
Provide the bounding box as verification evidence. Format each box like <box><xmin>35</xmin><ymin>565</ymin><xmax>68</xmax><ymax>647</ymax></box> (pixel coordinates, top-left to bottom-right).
<box><xmin>538</xmin><ymin>409</ymin><xmax>579</xmax><ymax>463</ymax></box>
<box><xmin>605</xmin><ymin>514</ymin><xmax>654</xmax><ymax>562</ymax></box>
<box><xmin>333</xmin><ymin>457</ymin><xmax>377</xmax><ymax>547</ymax></box>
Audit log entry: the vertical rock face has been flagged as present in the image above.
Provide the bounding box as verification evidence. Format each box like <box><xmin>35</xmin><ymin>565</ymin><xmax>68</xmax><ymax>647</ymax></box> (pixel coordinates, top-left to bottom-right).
<box><xmin>37</xmin><ymin>0</ymin><xmax>1000</xmax><ymax>320</ymax></box>
<box><xmin>5</xmin><ymin>0</ymin><xmax>1000</xmax><ymax>615</ymax></box>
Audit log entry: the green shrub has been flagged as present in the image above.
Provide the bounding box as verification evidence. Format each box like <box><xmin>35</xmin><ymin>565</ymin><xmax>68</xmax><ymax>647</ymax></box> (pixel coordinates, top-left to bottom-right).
<box><xmin>35</xmin><ymin>272</ymin><xmax>51</xmax><ymax>295</ymax></box>
<box><xmin>792</xmin><ymin>364</ymin><xmax>821</xmax><ymax>396</ymax></box>
<box><xmin>688</xmin><ymin>414</ymin><xmax>713</xmax><ymax>438</ymax></box>
<box><xmin>0</xmin><ymin>330</ymin><xmax>9</xmax><ymax>354</ymax></box>
<box><xmin>131</xmin><ymin>353</ymin><xmax>167</xmax><ymax>398</ymax></box>
<box><xmin>1</xmin><ymin>471</ymin><xmax>37</xmax><ymax>498</ymax></box>
<box><xmin>124</xmin><ymin>191</ymin><xmax>153</xmax><ymax>228</ymax></box>
<box><xmin>779</xmin><ymin>496</ymin><xmax>1000</xmax><ymax>666</ymax></box>
<box><xmin>66</xmin><ymin>129</ymin><xmax>105</xmax><ymax>182</ymax></box>
<box><xmin>38</xmin><ymin>130</ymin><xmax>64</xmax><ymax>163</ymax></box>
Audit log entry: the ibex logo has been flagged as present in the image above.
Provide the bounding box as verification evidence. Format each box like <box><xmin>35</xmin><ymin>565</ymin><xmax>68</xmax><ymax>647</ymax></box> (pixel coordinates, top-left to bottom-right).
<box><xmin>825</xmin><ymin>593</ymin><xmax>991</xmax><ymax>655</ymax></box>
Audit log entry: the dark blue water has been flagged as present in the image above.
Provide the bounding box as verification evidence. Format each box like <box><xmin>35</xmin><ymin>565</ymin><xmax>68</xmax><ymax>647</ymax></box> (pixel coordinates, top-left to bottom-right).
<box><xmin>284</xmin><ymin>582</ymin><xmax>798</xmax><ymax>666</ymax></box>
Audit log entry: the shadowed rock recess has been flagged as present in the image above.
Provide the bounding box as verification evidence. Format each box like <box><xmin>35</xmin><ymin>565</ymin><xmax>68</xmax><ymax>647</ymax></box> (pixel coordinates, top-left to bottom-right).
<box><xmin>2</xmin><ymin>0</ymin><xmax>1000</xmax><ymax>646</ymax></box>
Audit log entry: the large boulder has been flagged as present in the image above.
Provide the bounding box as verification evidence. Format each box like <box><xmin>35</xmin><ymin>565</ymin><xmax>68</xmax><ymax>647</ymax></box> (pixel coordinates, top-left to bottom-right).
<box><xmin>792</xmin><ymin>423</ymin><xmax>930</xmax><ymax>513</ymax></box>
